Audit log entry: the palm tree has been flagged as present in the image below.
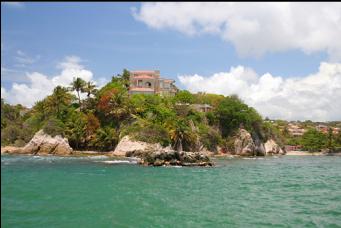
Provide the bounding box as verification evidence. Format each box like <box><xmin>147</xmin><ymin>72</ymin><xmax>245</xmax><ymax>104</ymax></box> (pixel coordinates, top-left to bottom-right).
<box><xmin>83</xmin><ymin>81</ymin><xmax>97</xmax><ymax>98</ymax></box>
<box><xmin>166</xmin><ymin>118</ymin><xmax>196</xmax><ymax>152</ymax></box>
<box><xmin>70</xmin><ymin>77</ymin><xmax>86</xmax><ymax>110</ymax></box>
<box><xmin>47</xmin><ymin>86</ymin><xmax>72</xmax><ymax>117</ymax></box>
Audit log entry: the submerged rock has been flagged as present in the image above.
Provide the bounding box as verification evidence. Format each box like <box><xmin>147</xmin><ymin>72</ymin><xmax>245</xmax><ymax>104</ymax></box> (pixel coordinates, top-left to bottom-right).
<box><xmin>19</xmin><ymin>130</ymin><xmax>73</xmax><ymax>155</ymax></box>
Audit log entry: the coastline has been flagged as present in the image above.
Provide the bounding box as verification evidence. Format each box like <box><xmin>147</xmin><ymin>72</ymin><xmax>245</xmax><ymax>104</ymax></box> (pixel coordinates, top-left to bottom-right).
<box><xmin>3</xmin><ymin>146</ymin><xmax>340</xmax><ymax>158</ymax></box>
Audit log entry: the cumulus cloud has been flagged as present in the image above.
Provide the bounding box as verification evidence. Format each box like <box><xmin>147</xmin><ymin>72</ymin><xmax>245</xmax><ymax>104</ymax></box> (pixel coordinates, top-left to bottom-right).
<box><xmin>2</xmin><ymin>56</ymin><xmax>106</xmax><ymax>107</ymax></box>
<box><xmin>179</xmin><ymin>62</ymin><xmax>341</xmax><ymax>121</ymax></box>
<box><xmin>133</xmin><ymin>2</ymin><xmax>341</xmax><ymax>60</ymax></box>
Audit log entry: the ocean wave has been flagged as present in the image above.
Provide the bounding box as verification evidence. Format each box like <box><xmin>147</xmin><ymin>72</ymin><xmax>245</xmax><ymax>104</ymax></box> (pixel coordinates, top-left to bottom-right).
<box><xmin>242</xmin><ymin>157</ymin><xmax>264</xmax><ymax>160</ymax></box>
<box><xmin>99</xmin><ymin>160</ymin><xmax>137</xmax><ymax>164</ymax></box>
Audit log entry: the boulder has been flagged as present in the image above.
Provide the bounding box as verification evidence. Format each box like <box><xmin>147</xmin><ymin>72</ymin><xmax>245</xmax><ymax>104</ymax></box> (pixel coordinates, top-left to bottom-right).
<box><xmin>264</xmin><ymin>139</ymin><xmax>285</xmax><ymax>155</ymax></box>
<box><xmin>112</xmin><ymin>135</ymin><xmax>163</xmax><ymax>156</ymax></box>
<box><xmin>234</xmin><ymin>129</ymin><xmax>256</xmax><ymax>156</ymax></box>
<box><xmin>1</xmin><ymin>146</ymin><xmax>22</xmax><ymax>154</ymax></box>
<box><xmin>138</xmin><ymin>150</ymin><xmax>212</xmax><ymax>167</ymax></box>
<box><xmin>20</xmin><ymin>130</ymin><xmax>73</xmax><ymax>155</ymax></box>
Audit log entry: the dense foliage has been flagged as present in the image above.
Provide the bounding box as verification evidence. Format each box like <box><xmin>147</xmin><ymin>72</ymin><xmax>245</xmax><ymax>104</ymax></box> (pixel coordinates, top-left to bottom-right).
<box><xmin>5</xmin><ymin>69</ymin><xmax>334</xmax><ymax>153</ymax></box>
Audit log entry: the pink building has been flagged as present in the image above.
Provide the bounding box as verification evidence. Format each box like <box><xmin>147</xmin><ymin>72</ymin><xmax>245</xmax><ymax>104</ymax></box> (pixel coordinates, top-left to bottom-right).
<box><xmin>129</xmin><ymin>70</ymin><xmax>178</xmax><ymax>96</ymax></box>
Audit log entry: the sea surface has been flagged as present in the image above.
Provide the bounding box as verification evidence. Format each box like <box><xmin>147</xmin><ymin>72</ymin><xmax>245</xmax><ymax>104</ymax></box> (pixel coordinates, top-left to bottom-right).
<box><xmin>2</xmin><ymin>155</ymin><xmax>341</xmax><ymax>227</ymax></box>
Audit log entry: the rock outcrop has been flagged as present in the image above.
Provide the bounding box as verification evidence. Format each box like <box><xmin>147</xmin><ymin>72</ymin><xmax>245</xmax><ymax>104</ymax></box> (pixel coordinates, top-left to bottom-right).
<box><xmin>234</xmin><ymin>129</ymin><xmax>284</xmax><ymax>156</ymax></box>
<box><xmin>113</xmin><ymin>135</ymin><xmax>213</xmax><ymax>166</ymax></box>
<box><xmin>19</xmin><ymin>130</ymin><xmax>73</xmax><ymax>155</ymax></box>
<box><xmin>234</xmin><ymin>129</ymin><xmax>256</xmax><ymax>156</ymax></box>
<box><xmin>264</xmin><ymin>139</ymin><xmax>285</xmax><ymax>155</ymax></box>
<box><xmin>134</xmin><ymin>150</ymin><xmax>212</xmax><ymax>167</ymax></box>
<box><xmin>112</xmin><ymin>135</ymin><xmax>163</xmax><ymax>156</ymax></box>
<box><xmin>1</xmin><ymin>146</ymin><xmax>21</xmax><ymax>154</ymax></box>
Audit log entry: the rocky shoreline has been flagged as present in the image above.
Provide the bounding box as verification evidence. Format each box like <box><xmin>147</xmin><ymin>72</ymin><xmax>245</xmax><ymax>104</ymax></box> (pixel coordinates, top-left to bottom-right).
<box><xmin>3</xmin><ymin>129</ymin><xmax>337</xmax><ymax>167</ymax></box>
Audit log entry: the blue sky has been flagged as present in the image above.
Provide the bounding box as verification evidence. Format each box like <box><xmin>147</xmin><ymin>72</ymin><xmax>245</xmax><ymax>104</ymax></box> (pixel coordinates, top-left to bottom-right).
<box><xmin>1</xmin><ymin>2</ymin><xmax>340</xmax><ymax>121</ymax></box>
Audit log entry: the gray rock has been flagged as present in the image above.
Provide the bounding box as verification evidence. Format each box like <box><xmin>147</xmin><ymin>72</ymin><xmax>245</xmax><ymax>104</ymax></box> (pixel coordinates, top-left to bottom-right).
<box><xmin>20</xmin><ymin>130</ymin><xmax>73</xmax><ymax>155</ymax></box>
<box><xmin>234</xmin><ymin>129</ymin><xmax>256</xmax><ymax>156</ymax></box>
<box><xmin>264</xmin><ymin>139</ymin><xmax>285</xmax><ymax>155</ymax></box>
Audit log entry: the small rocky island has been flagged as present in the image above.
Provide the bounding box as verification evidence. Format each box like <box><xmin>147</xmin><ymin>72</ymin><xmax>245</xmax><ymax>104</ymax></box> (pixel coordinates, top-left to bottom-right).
<box><xmin>112</xmin><ymin>135</ymin><xmax>213</xmax><ymax>166</ymax></box>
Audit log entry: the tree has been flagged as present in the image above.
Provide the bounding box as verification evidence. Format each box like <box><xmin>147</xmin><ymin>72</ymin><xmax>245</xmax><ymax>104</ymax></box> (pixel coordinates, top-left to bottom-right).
<box><xmin>64</xmin><ymin>111</ymin><xmax>87</xmax><ymax>149</ymax></box>
<box><xmin>70</xmin><ymin>77</ymin><xmax>86</xmax><ymax>110</ymax></box>
<box><xmin>215</xmin><ymin>95</ymin><xmax>262</xmax><ymax>137</ymax></box>
<box><xmin>121</xmin><ymin>69</ymin><xmax>130</xmax><ymax>81</ymax></box>
<box><xmin>43</xmin><ymin>117</ymin><xmax>65</xmax><ymax>137</ymax></box>
<box><xmin>47</xmin><ymin>86</ymin><xmax>73</xmax><ymax>118</ymax></box>
<box><xmin>90</xmin><ymin>127</ymin><xmax>118</xmax><ymax>151</ymax></box>
<box><xmin>327</xmin><ymin>127</ymin><xmax>334</xmax><ymax>151</ymax></box>
<box><xmin>166</xmin><ymin>118</ymin><xmax>197</xmax><ymax>152</ymax></box>
<box><xmin>85</xmin><ymin>113</ymin><xmax>100</xmax><ymax>139</ymax></box>
<box><xmin>83</xmin><ymin>81</ymin><xmax>97</xmax><ymax>98</ymax></box>
<box><xmin>97</xmin><ymin>87</ymin><xmax>131</xmax><ymax>125</ymax></box>
<box><xmin>173</xmin><ymin>90</ymin><xmax>195</xmax><ymax>104</ymax></box>
<box><xmin>301</xmin><ymin>129</ymin><xmax>327</xmax><ymax>152</ymax></box>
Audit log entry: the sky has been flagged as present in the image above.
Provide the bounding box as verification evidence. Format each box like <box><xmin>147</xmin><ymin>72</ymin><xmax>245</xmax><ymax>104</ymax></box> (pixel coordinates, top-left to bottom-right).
<box><xmin>1</xmin><ymin>2</ymin><xmax>341</xmax><ymax>121</ymax></box>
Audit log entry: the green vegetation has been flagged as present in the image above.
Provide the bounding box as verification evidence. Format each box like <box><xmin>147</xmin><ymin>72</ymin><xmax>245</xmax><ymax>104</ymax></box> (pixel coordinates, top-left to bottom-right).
<box><xmin>300</xmin><ymin>129</ymin><xmax>327</xmax><ymax>152</ymax></box>
<box><xmin>4</xmin><ymin>69</ymin><xmax>339</xmax><ymax>153</ymax></box>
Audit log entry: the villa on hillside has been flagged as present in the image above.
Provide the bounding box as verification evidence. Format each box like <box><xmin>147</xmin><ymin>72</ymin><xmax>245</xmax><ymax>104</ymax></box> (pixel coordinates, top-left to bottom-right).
<box><xmin>128</xmin><ymin>70</ymin><xmax>178</xmax><ymax>96</ymax></box>
<box><xmin>287</xmin><ymin>123</ymin><xmax>306</xmax><ymax>137</ymax></box>
<box><xmin>175</xmin><ymin>103</ymin><xmax>213</xmax><ymax>113</ymax></box>
<box><xmin>316</xmin><ymin>124</ymin><xmax>340</xmax><ymax>135</ymax></box>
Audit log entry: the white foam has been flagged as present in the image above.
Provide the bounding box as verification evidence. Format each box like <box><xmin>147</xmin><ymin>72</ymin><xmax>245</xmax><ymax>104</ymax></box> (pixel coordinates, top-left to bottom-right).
<box><xmin>100</xmin><ymin>160</ymin><xmax>137</xmax><ymax>164</ymax></box>
<box><xmin>242</xmin><ymin>157</ymin><xmax>264</xmax><ymax>160</ymax></box>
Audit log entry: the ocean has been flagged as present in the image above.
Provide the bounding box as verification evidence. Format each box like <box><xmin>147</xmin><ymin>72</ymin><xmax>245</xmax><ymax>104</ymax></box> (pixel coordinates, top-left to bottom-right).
<box><xmin>2</xmin><ymin>155</ymin><xmax>341</xmax><ymax>227</ymax></box>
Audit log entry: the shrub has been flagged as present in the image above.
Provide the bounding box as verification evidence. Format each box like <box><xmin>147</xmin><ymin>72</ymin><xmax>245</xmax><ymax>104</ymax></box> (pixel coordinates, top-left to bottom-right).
<box><xmin>43</xmin><ymin>118</ymin><xmax>65</xmax><ymax>137</ymax></box>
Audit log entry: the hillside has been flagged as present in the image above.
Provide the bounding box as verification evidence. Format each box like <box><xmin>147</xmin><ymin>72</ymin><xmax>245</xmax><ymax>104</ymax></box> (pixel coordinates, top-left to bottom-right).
<box><xmin>2</xmin><ymin>70</ymin><xmax>341</xmax><ymax>153</ymax></box>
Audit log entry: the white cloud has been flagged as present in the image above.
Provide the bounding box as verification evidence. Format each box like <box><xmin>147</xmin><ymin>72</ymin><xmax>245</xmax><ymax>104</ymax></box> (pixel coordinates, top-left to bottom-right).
<box><xmin>179</xmin><ymin>62</ymin><xmax>341</xmax><ymax>121</ymax></box>
<box><xmin>1</xmin><ymin>87</ymin><xmax>8</xmax><ymax>99</ymax></box>
<box><xmin>133</xmin><ymin>2</ymin><xmax>341</xmax><ymax>60</ymax></box>
<box><xmin>2</xmin><ymin>56</ymin><xmax>103</xmax><ymax>107</ymax></box>
<box><xmin>2</xmin><ymin>2</ymin><xmax>24</xmax><ymax>7</ymax></box>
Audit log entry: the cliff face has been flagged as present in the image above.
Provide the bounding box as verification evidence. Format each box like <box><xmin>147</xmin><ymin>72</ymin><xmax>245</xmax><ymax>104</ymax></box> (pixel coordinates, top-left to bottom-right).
<box><xmin>234</xmin><ymin>129</ymin><xmax>256</xmax><ymax>156</ymax></box>
<box><xmin>234</xmin><ymin>129</ymin><xmax>285</xmax><ymax>156</ymax></box>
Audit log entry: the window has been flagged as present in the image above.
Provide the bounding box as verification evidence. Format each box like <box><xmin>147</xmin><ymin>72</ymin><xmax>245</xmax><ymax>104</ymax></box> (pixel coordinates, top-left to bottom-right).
<box><xmin>145</xmin><ymin>82</ymin><xmax>152</xmax><ymax>87</ymax></box>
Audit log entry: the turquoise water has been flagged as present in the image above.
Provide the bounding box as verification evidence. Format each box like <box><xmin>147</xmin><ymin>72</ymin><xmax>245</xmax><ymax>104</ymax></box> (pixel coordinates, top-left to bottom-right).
<box><xmin>2</xmin><ymin>155</ymin><xmax>341</xmax><ymax>227</ymax></box>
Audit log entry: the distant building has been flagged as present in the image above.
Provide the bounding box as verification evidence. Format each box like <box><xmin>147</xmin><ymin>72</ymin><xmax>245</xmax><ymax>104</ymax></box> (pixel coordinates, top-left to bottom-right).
<box><xmin>333</xmin><ymin>127</ymin><xmax>340</xmax><ymax>135</ymax></box>
<box><xmin>285</xmin><ymin>145</ymin><xmax>302</xmax><ymax>151</ymax></box>
<box><xmin>287</xmin><ymin>123</ymin><xmax>306</xmax><ymax>137</ymax></box>
<box><xmin>190</xmin><ymin>104</ymin><xmax>213</xmax><ymax>113</ymax></box>
<box><xmin>129</xmin><ymin>70</ymin><xmax>178</xmax><ymax>96</ymax></box>
<box><xmin>316</xmin><ymin>124</ymin><xmax>340</xmax><ymax>135</ymax></box>
<box><xmin>175</xmin><ymin>103</ymin><xmax>213</xmax><ymax>113</ymax></box>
